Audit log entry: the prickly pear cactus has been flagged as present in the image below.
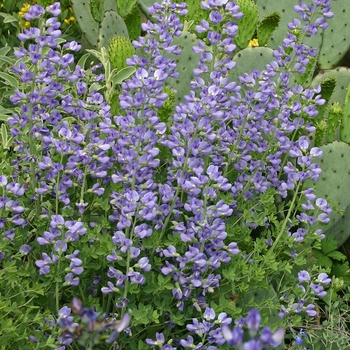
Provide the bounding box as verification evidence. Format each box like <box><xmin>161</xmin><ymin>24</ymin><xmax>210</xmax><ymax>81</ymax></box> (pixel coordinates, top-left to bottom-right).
<box><xmin>108</xmin><ymin>35</ymin><xmax>135</xmax><ymax>70</ymax></box>
<box><xmin>340</xmin><ymin>84</ymin><xmax>350</xmax><ymax>144</ymax></box>
<box><xmin>257</xmin><ymin>12</ymin><xmax>281</xmax><ymax>47</ymax></box>
<box><xmin>98</xmin><ymin>11</ymin><xmax>129</xmax><ymax>48</ymax></box>
<box><xmin>309</xmin><ymin>141</ymin><xmax>350</xmax><ymax>247</ymax></box>
<box><xmin>255</xmin><ymin>0</ymin><xmax>322</xmax><ymax>54</ymax></box>
<box><xmin>234</xmin><ymin>0</ymin><xmax>259</xmax><ymax>49</ymax></box>
<box><xmin>72</xmin><ymin>0</ymin><xmax>128</xmax><ymax>49</ymax></box>
<box><xmin>317</xmin><ymin>1</ymin><xmax>350</xmax><ymax>69</ymax></box>
<box><xmin>323</xmin><ymin>199</ymin><xmax>350</xmax><ymax>249</ymax></box>
<box><xmin>71</xmin><ymin>0</ymin><xmax>100</xmax><ymax>48</ymax></box>
<box><xmin>165</xmin><ymin>31</ymin><xmax>207</xmax><ymax>103</ymax></box>
<box><xmin>310</xmin><ymin>67</ymin><xmax>350</xmax><ymax>108</ymax></box>
<box><xmin>90</xmin><ymin>0</ymin><xmax>105</xmax><ymax>23</ymax></box>
<box><xmin>326</xmin><ymin>102</ymin><xmax>343</xmax><ymax>144</ymax></box>
<box><xmin>228</xmin><ymin>46</ymin><xmax>274</xmax><ymax>83</ymax></box>
<box><xmin>117</xmin><ymin>0</ymin><xmax>137</xmax><ymax>17</ymax></box>
<box><xmin>137</xmin><ymin>0</ymin><xmax>157</xmax><ymax>19</ymax></box>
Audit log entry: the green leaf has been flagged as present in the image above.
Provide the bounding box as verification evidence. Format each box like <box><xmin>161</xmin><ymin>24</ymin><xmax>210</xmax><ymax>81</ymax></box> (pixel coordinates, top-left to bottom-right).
<box><xmin>86</xmin><ymin>49</ymin><xmax>102</xmax><ymax>62</ymax></box>
<box><xmin>112</xmin><ymin>66</ymin><xmax>136</xmax><ymax>86</ymax></box>
<box><xmin>314</xmin><ymin>250</ymin><xmax>333</xmax><ymax>268</ymax></box>
<box><xmin>77</xmin><ymin>53</ymin><xmax>90</xmax><ymax>69</ymax></box>
<box><xmin>0</xmin><ymin>72</ymin><xmax>19</xmax><ymax>89</ymax></box>
<box><xmin>321</xmin><ymin>237</ymin><xmax>338</xmax><ymax>255</ymax></box>
<box><xmin>0</xmin><ymin>55</ymin><xmax>16</xmax><ymax>66</ymax></box>
<box><xmin>0</xmin><ymin>46</ymin><xmax>11</xmax><ymax>56</ymax></box>
<box><xmin>1</xmin><ymin>123</ymin><xmax>8</xmax><ymax>147</ymax></box>
<box><xmin>89</xmin><ymin>82</ymin><xmax>103</xmax><ymax>92</ymax></box>
<box><xmin>0</xmin><ymin>13</ymin><xmax>18</xmax><ymax>23</ymax></box>
<box><xmin>0</xmin><ymin>115</ymin><xmax>9</xmax><ymax>122</ymax></box>
<box><xmin>327</xmin><ymin>251</ymin><xmax>346</xmax><ymax>262</ymax></box>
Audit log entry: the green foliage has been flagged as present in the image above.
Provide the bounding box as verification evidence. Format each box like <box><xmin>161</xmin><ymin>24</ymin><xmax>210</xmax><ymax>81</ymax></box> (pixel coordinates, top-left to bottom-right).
<box><xmin>124</xmin><ymin>6</ymin><xmax>142</xmax><ymax>41</ymax></box>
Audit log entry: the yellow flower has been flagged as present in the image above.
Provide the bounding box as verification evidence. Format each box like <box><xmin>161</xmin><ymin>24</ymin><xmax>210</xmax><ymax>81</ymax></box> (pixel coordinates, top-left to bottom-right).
<box><xmin>19</xmin><ymin>3</ymin><xmax>31</xmax><ymax>18</ymax></box>
<box><xmin>64</xmin><ymin>16</ymin><xmax>76</xmax><ymax>25</ymax></box>
<box><xmin>247</xmin><ymin>38</ymin><xmax>259</xmax><ymax>47</ymax></box>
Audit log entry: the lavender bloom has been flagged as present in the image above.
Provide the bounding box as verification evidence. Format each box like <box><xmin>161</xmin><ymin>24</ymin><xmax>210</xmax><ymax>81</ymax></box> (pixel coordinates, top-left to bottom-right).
<box><xmin>317</xmin><ymin>273</ymin><xmax>331</xmax><ymax>285</ymax></box>
<box><xmin>297</xmin><ymin>270</ymin><xmax>310</xmax><ymax>283</ymax></box>
<box><xmin>310</xmin><ymin>283</ymin><xmax>327</xmax><ymax>298</ymax></box>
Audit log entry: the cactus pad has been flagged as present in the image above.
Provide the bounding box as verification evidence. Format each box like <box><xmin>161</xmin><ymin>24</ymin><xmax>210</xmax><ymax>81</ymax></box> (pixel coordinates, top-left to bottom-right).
<box><xmin>108</xmin><ymin>35</ymin><xmax>135</xmax><ymax>70</ymax></box>
<box><xmin>235</xmin><ymin>0</ymin><xmax>259</xmax><ymax>49</ymax></box>
<box><xmin>98</xmin><ymin>10</ymin><xmax>129</xmax><ymax>48</ymax></box>
<box><xmin>165</xmin><ymin>31</ymin><xmax>205</xmax><ymax>103</ymax></box>
<box><xmin>309</xmin><ymin>141</ymin><xmax>350</xmax><ymax>247</ymax></box>
<box><xmin>310</xmin><ymin>68</ymin><xmax>350</xmax><ymax>107</ymax></box>
<box><xmin>257</xmin><ymin>12</ymin><xmax>281</xmax><ymax>47</ymax></box>
<box><xmin>228</xmin><ymin>46</ymin><xmax>274</xmax><ymax>83</ymax></box>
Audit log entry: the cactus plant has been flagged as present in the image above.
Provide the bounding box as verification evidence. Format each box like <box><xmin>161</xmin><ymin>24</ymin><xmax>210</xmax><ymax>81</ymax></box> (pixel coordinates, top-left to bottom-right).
<box><xmin>308</xmin><ymin>141</ymin><xmax>350</xmax><ymax>247</ymax></box>
<box><xmin>165</xmin><ymin>31</ymin><xmax>208</xmax><ymax>103</ymax></box>
<box><xmin>90</xmin><ymin>0</ymin><xmax>105</xmax><ymax>23</ymax></box>
<box><xmin>228</xmin><ymin>46</ymin><xmax>274</xmax><ymax>83</ymax></box>
<box><xmin>326</xmin><ymin>102</ymin><xmax>343</xmax><ymax>144</ymax></box>
<box><xmin>255</xmin><ymin>0</ymin><xmax>322</xmax><ymax>53</ymax></box>
<box><xmin>234</xmin><ymin>0</ymin><xmax>259</xmax><ymax>50</ymax></box>
<box><xmin>255</xmin><ymin>0</ymin><xmax>350</xmax><ymax>70</ymax></box>
<box><xmin>98</xmin><ymin>10</ymin><xmax>128</xmax><ymax>48</ymax></box>
<box><xmin>340</xmin><ymin>83</ymin><xmax>350</xmax><ymax>144</ymax></box>
<box><xmin>108</xmin><ymin>35</ymin><xmax>136</xmax><ymax>70</ymax></box>
<box><xmin>256</xmin><ymin>12</ymin><xmax>281</xmax><ymax>47</ymax></box>
<box><xmin>323</xmin><ymin>199</ymin><xmax>350</xmax><ymax>249</ymax></box>
<box><xmin>71</xmin><ymin>0</ymin><xmax>128</xmax><ymax>49</ymax></box>
<box><xmin>117</xmin><ymin>0</ymin><xmax>137</xmax><ymax>17</ymax></box>
<box><xmin>310</xmin><ymin>68</ymin><xmax>350</xmax><ymax>106</ymax></box>
<box><xmin>317</xmin><ymin>1</ymin><xmax>350</xmax><ymax>69</ymax></box>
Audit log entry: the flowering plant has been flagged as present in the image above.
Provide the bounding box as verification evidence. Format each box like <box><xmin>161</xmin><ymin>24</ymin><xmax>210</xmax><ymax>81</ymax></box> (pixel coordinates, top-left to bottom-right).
<box><xmin>0</xmin><ymin>0</ymin><xmax>346</xmax><ymax>349</ymax></box>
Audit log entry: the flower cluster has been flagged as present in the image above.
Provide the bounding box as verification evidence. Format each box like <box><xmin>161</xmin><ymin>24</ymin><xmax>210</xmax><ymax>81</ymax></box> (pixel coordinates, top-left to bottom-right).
<box><xmin>0</xmin><ymin>0</ymin><xmax>340</xmax><ymax>349</ymax></box>
<box><xmin>56</xmin><ymin>297</ymin><xmax>130</xmax><ymax>348</ymax></box>
<box><xmin>222</xmin><ymin>309</ymin><xmax>285</xmax><ymax>349</ymax></box>
<box><xmin>278</xmin><ymin>270</ymin><xmax>331</xmax><ymax>318</ymax></box>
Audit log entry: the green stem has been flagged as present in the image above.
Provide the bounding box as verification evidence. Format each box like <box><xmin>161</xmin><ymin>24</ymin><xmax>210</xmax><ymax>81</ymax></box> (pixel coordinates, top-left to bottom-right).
<box><xmin>269</xmin><ymin>181</ymin><xmax>302</xmax><ymax>254</ymax></box>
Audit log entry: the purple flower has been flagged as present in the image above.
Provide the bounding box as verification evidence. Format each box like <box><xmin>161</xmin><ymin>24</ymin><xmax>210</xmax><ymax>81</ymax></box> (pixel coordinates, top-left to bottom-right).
<box><xmin>310</xmin><ymin>283</ymin><xmax>327</xmax><ymax>298</ymax></box>
<box><xmin>245</xmin><ymin>309</ymin><xmax>261</xmax><ymax>332</ymax></box>
<box><xmin>305</xmin><ymin>304</ymin><xmax>317</xmax><ymax>317</ymax></box>
<box><xmin>46</xmin><ymin>2</ymin><xmax>61</xmax><ymax>16</ymax></box>
<box><xmin>298</xmin><ymin>270</ymin><xmax>310</xmax><ymax>283</ymax></box>
<box><xmin>317</xmin><ymin>273</ymin><xmax>331</xmax><ymax>285</ymax></box>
